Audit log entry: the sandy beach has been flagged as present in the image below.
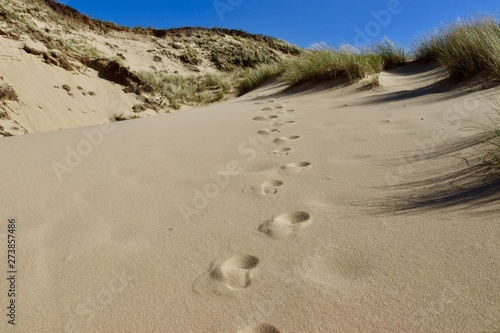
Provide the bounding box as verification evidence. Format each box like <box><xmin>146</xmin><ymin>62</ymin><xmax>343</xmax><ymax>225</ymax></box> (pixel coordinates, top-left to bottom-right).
<box><xmin>0</xmin><ymin>61</ymin><xmax>499</xmax><ymax>332</ymax></box>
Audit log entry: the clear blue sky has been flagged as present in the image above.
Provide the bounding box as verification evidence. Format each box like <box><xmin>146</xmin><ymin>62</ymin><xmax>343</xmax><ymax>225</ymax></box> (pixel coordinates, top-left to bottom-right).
<box><xmin>60</xmin><ymin>0</ymin><xmax>499</xmax><ymax>48</ymax></box>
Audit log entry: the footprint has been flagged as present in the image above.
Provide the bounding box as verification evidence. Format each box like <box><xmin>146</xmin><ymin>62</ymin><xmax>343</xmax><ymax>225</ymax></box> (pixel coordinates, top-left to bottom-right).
<box><xmin>269</xmin><ymin>148</ymin><xmax>292</xmax><ymax>156</ymax></box>
<box><xmin>277</xmin><ymin>109</ymin><xmax>295</xmax><ymax>114</ymax></box>
<box><xmin>278</xmin><ymin>162</ymin><xmax>311</xmax><ymax>175</ymax></box>
<box><xmin>276</xmin><ymin>120</ymin><xmax>296</xmax><ymax>125</ymax></box>
<box><xmin>273</xmin><ymin>136</ymin><xmax>300</xmax><ymax>145</ymax></box>
<box><xmin>274</xmin><ymin>105</ymin><xmax>284</xmax><ymax>109</ymax></box>
<box><xmin>261</xmin><ymin>107</ymin><xmax>274</xmax><ymax>112</ymax></box>
<box><xmin>243</xmin><ymin>180</ymin><xmax>283</xmax><ymax>197</ymax></box>
<box><xmin>259</xmin><ymin>180</ymin><xmax>283</xmax><ymax>195</ymax></box>
<box><xmin>257</xmin><ymin>128</ymin><xmax>280</xmax><ymax>135</ymax></box>
<box><xmin>238</xmin><ymin>323</ymin><xmax>282</xmax><ymax>333</ymax></box>
<box><xmin>253</xmin><ymin>115</ymin><xmax>278</xmax><ymax>121</ymax></box>
<box><xmin>272</xmin><ymin>121</ymin><xmax>296</xmax><ymax>128</ymax></box>
<box><xmin>211</xmin><ymin>255</ymin><xmax>259</xmax><ymax>290</ymax></box>
<box><xmin>259</xmin><ymin>211</ymin><xmax>313</xmax><ymax>239</ymax></box>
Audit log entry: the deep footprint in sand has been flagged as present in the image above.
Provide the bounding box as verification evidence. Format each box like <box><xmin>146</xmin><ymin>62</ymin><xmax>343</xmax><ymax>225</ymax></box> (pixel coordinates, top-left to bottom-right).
<box><xmin>211</xmin><ymin>255</ymin><xmax>259</xmax><ymax>290</ymax></box>
<box><xmin>257</xmin><ymin>128</ymin><xmax>280</xmax><ymax>136</ymax></box>
<box><xmin>261</xmin><ymin>107</ymin><xmax>274</xmax><ymax>111</ymax></box>
<box><xmin>278</xmin><ymin>162</ymin><xmax>312</xmax><ymax>175</ymax></box>
<box><xmin>238</xmin><ymin>323</ymin><xmax>282</xmax><ymax>333</ymax></box>
<box><xmin>269</xmin><ymin>148</ymin><xmax>292</xmax><ymax>156</ymax></box>
<box><xmin>273</xmin><ymin>135</ymin><xmax>301</xmax><ymax>145</ymax></box>
<box><xmin>259</xmin><ymin>211</ymin><xmax>313</xmax><ymax>239</ymax></box>
<box><xmin>253</xmin><ymin>115</ymin><xmax>278</xmax><ymax>121</ymax></box>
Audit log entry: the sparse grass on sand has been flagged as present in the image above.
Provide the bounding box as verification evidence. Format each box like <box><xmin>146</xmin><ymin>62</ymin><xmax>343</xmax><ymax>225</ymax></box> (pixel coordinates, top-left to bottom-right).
<box><xmin>0</xmin><ymin>83</ymin><xmax>18</xmax><ymax>102</ymax></box>
<box><xmin>237</xmin><ymin>63</ymin><xmax>284</xmax><ymax>96</ymax></box>
<box><xmin>138</xmin><ymin>71</ymin><xmax>231</xmax><ymax>109</ymax></box>
<box><xmin>63</xmin><ymin>38</ymin><xmax>103</xmax><ymax>59</ymax></box>
<box><xmin>416</xmin><ymin>16</ymin><xmax>500</xmax><ymax>79</ymax></box>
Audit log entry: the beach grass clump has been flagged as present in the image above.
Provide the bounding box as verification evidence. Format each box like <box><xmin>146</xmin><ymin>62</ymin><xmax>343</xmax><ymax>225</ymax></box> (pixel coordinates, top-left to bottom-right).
<box><xmin>237</xmin><ymin>62</ymin><xmax>284</xmax><ymax>95</ymax></box>
<box><xmin>137</xmin><ymin>71</ymin><xmax>232</xmax><ymax>109</ymax></box>
<box><xmin>415</xmin><ymin>16</ymin><xmax>500</xmax><ymax>79</ymax></box>
<box><xmin>280</xmin><ymin>48</ymin><xmax>384</xmax><ymax>86</ymax></box>
<box><xmin>373</xmin><ymin>38</ymin><xmax>411</xmax><ymax>69</ymax></box>
<box><xmin>200</xmin><ymin>72</ymin><xmax>232</xmax><ymax>93</ymax></box>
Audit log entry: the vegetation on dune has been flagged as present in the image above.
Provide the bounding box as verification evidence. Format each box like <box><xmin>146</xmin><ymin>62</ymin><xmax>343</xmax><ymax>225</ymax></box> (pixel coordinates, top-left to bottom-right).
<box><xmin>62</xmin><ymin>38</ymin><xmax>103</xmax><ymax>59</ymax></box>
<box><xmin>0</xmin><ymin>83</ymin><xmax>18</xmax><ymax>102</ymax></box>
<box><xmin>137</xmin><ymin>71</ymin><xmax>231</xmax><ymax>109</ymax></box>
<box><xmin>280</xmin><ymin>49</ymin><xmax>384</xmax><ymax>86</ymax></box>
<box><xmin>209</xmin><ymin>39</ymin><xmax>282</xmax><ymax>71</ymax></box>
<box><xmin>40</xmin><ymin>0</ymin><xmax>302</xmax><ymax>55</ymax></box>
<box><xmin>178</xmin><ymin>45</ymin><xmax>203</xmax><ymax>66</ymax></box>
<box><xmin>235</xmin><ymin>38</ymin><xmax>411</xmax><ymax>94</ymax></box>
<box><xmin>237</xmin><ymin>17</ymin><xmax>500</xmax><ymax>94</ymax></box>
<box><xmin>416</xmin><ymin>16</ymin><xmax>500</xmax><ymax>79</ymax></box>
<box><xmin>3</xmin><ymin>0</ymin><xmax>500</xmax><ymax>115</ymax></box>
<box><xmin>237</xmin><ymin>63</ymin><xmax>285</xmax><ymax>96</ymax></box>
<box><xmin>372</xmin><ymin>38</ymin><xmax>411</xmax><ymax>69</ymax></box>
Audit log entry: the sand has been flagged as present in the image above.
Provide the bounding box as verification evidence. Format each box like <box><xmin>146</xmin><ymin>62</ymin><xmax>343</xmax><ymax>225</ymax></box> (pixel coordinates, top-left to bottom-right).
<box><xmin>0</xmin><ymin>63</ymin><xmax>499</xmax><ymax>332</ymax></box>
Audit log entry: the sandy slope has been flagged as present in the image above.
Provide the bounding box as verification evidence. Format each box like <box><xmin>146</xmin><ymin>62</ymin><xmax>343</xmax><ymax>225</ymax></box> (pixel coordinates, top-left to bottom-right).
<box><xmin>0</xmin><ymin>64</ymin><xmax>499</xmax><ymax>332</ymax></box>
<box><xmin>0</xmin><ymin>35</ymin><xmax>151</xmax><ymax>135</ymax></box>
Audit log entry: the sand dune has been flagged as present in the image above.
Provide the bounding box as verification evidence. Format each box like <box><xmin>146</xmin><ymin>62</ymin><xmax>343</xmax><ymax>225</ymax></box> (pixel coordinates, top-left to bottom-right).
<box><xmin>0</xmin><ymin>64</ymin><xmax>499</xmax><ymax>332</ymax></box>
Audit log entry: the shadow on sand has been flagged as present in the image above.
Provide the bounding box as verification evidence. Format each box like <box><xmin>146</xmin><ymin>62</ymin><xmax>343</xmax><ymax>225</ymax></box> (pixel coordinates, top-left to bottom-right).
<box><xmin>377</xmin><ymin>132</ymin><xmax>500</xmax><ymax>214</ymax></box>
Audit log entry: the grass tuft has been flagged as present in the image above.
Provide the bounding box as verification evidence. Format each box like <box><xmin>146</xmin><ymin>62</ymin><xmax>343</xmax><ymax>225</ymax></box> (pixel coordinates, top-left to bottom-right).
<box><xmin>373</xmin><ymin>38</ymin><xmax>411</xmax><ymax>69</ymax></box>
<box><xmin>415</xmin><ymin>16</ymin><xmax>500</xmax><ymax>79</ymax></box>
<box><xmin>237</xmin><ymin>63</ymin><xmax>284</xmax><ymax>96</ymax></box>
<box><xmin>280</xmin><ymin>48</ymin><xmax>384</xmax><ymax>86</ymax></box>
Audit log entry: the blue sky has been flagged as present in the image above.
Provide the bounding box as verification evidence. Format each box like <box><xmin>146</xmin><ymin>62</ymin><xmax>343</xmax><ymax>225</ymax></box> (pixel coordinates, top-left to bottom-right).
<box><xmin>61</xmin><ymin>0</ymin><xmax>499</xmax><ymax>48</ymax></box>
